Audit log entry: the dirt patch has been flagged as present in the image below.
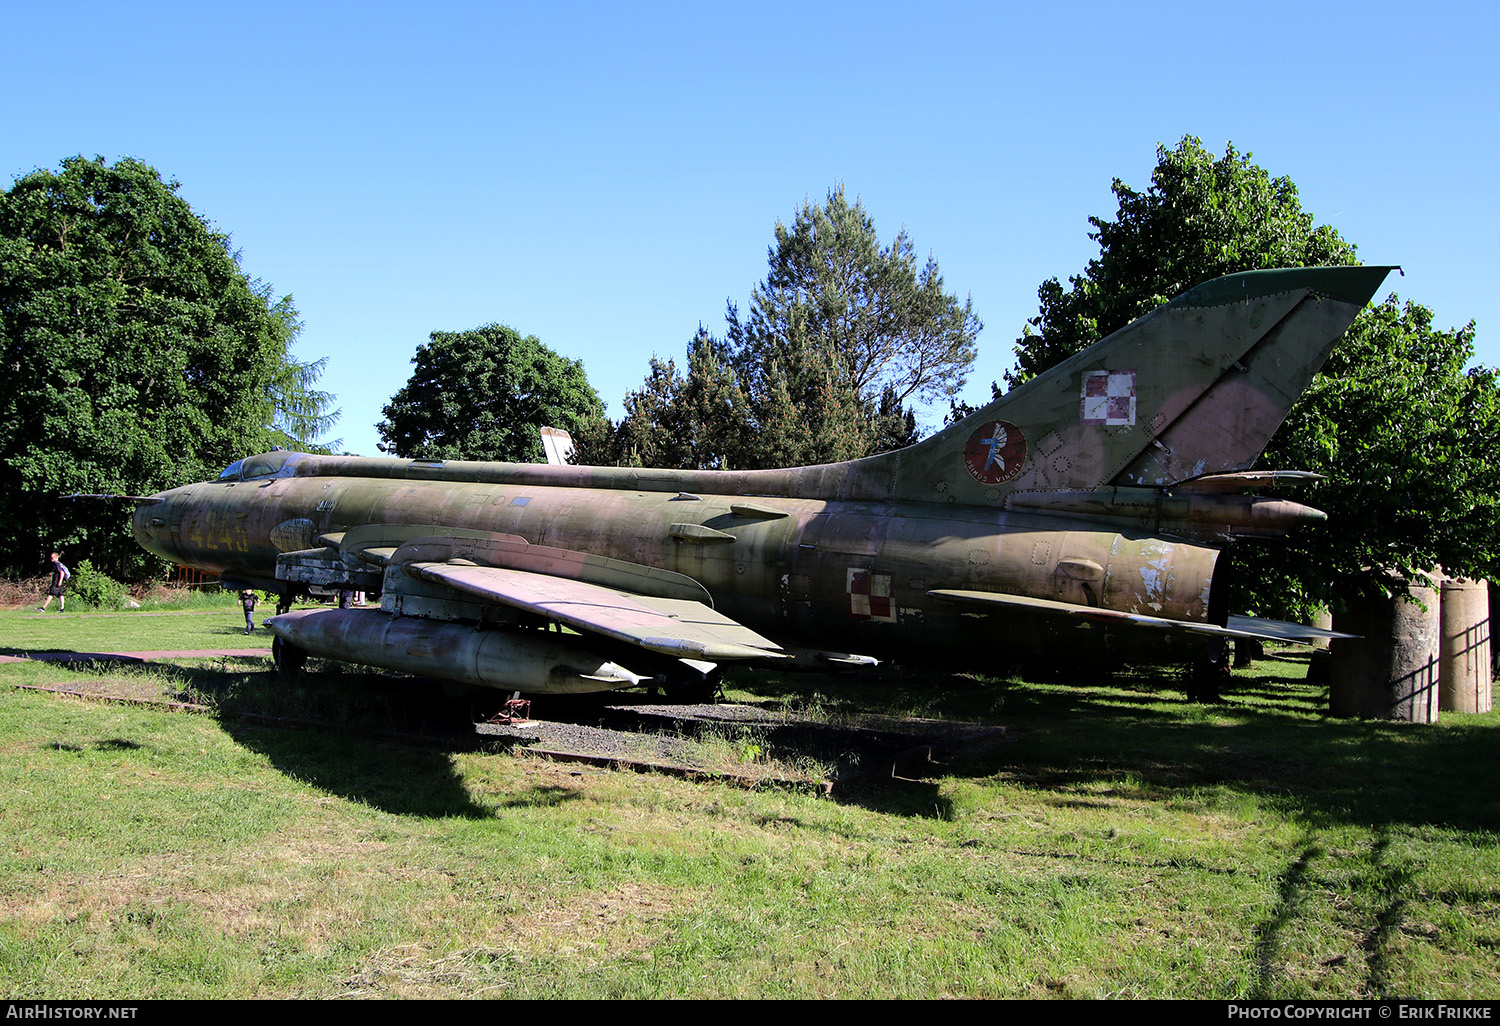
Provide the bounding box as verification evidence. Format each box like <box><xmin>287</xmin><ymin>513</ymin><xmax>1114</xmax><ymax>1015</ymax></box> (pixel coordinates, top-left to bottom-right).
<box><xmin>339</xmin><ymin>943</ymin><xmax>518</xmax><ymax>998</ymax></box>
<box><xmin>32</xmin><ymin>677</ymin><xmax>184</xmax><ymax>705</ymax></box>
<box><xmin>340</xmin><ymin>881</ymin><xmax>699</xmax><ymax>997</ymax></box>
<box><xmin>496</xmin><ymin>880</ymin><xmax>696</xmax><ymax>959</ymax></box>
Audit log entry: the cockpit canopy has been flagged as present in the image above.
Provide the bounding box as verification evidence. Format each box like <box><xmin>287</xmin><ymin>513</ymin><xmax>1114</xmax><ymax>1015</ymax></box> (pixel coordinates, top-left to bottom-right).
<box><xmin>217</xmin><ymin>450</ymin><xmax>303</xmax><ymax>482</ymax></box>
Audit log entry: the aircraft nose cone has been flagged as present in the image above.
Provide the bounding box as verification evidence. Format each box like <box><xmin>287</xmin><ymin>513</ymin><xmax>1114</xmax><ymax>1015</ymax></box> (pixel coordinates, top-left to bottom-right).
<box><xmin>131</xmin><ymin>493</ymin><xmax>176</xmax><ymax>561</ymax></box>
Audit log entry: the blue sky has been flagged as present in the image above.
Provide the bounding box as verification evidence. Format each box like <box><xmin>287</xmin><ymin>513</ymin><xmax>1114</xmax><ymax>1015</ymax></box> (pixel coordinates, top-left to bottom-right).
<box><xmin>5</xmin><ymin>0</ymin><xmax>1494</xmax><ymax>458</ymax></box>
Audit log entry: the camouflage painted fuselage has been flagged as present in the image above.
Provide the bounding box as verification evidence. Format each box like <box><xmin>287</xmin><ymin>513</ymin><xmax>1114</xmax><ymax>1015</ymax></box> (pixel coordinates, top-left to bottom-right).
<box><xmin>134</xmin><ymin>458</ymin><xmax>1220</xmax><ymax>664</ymax></box>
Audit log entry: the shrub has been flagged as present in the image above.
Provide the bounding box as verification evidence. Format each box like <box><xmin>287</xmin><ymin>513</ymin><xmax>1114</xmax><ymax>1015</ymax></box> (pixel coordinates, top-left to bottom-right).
<box><xmin>70</xmin><ymin>559</ymin><xmax>128</xmax><ymax>609</ymax></box>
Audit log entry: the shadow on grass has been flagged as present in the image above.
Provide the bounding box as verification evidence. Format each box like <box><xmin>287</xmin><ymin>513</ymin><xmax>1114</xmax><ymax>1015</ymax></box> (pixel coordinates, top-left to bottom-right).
<box><xmin>735</xmin><ymin>657</ymin><xmax>1500</xmax><ymax>836</ymax></box>
<box><xmin>224</xmin><ymin>720</ymin><xmax>494</xmax><ymax>819</ymax></box>
<box><xmin>34</xmin><ymin>658</ymin><xmax>496</xmax><ymax>820</ymax></box>
<box><xmin>26</xmin><ymin>650</ymin><xmax>1498</xmax><ymax>837</ymax></box>
<box><xmin>1250</xmin><ymin>839</ymin><xmax>1323</xmax><ymax>998</ymax></box>
<box><xmin>210</xmin><ymin>666</ymin><xmax>500</xmax><ymax>819</ymax></box>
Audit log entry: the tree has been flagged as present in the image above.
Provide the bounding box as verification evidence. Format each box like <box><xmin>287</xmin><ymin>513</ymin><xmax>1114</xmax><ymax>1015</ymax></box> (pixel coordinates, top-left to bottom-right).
<box><xmin>0</xmin><ymin>155</ymin><xmax>338</xmax><ymax>579</ymax></box>
<box><xmin>572</xmin><ymin>329</ymin><xmax>747</xmax><ymax>468</ymax></box>
<box><xmin>1009</xmin><ymin>137</ymin><xmax>1356</xmax><ymax>387</ymax></box>
<box><xmin>1238</xmin><ymin>300</ymin><xmax>1500</xmax><ymax>615</ymax></box>
<box><xmin>1008</xmin><ymin>137</ymin><xmax>1500</xmax><ymax>614</ymax></box>
<box><xmin>585</xmin><ymin>188</ymin><xmax>963</xmax><ymax>469</ymax></box>
<box><xmin>729</xmin><ymin>185</ymin><xmax>980</xmax><ymax>407</ymax></box>
<box><xmin>269</xmin><ymin>350</ymin><xmax>340</xmax><ymax>449</ymax></box>
<box><xmin>377</xmin><ymin>324</ymin><xmax>603</xmax><ymax>463</ymax></box>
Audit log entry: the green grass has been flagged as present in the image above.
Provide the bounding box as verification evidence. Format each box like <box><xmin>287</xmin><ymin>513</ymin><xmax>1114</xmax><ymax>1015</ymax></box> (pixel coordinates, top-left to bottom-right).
<box><xmin>2</xmin><ymin>602</ymin><xmax>273</xmax><ymax>656</ymax></box>
<box><xmin>0</xmin><ymin>610</ymin><xmax>1496</xmax><ymax>998</ymax></box>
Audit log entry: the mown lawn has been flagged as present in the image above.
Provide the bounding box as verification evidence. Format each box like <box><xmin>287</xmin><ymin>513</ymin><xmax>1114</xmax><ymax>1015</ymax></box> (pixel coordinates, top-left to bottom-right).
<box><xmin>0</xmin><ymin>606</ymin><xmax>1495</xmax><ymax>998</ymax></box>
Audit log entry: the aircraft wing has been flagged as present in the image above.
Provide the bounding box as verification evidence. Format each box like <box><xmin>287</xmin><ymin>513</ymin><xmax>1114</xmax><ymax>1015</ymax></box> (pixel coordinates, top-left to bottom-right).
<box><xmin>277</xmin><ymin>527</ymin><xmax>794</xmax><ymax>665</ymax></box>
<box><xmin>928</xmin><ymin>590</ymin><xmax>1352</xmax><ymax>644</ymax></box>
<box><xmin>404</xmin><ymin>561</ymin><xmax>791</xmax><ymax>662</ymax></box>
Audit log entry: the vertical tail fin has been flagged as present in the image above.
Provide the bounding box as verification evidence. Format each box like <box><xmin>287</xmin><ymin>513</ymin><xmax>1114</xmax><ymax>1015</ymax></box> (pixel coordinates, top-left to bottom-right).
<box><xmin>885</xmin><ymin>266</ymin><xmax>1394</xmax><ymax>506</ymax></box>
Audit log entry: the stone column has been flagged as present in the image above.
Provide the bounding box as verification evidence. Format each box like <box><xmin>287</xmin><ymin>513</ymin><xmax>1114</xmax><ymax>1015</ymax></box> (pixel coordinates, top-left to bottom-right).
<box><xmin>1439</xmin><ymin>577</ymin><xmax>1492</xmax><ymax>714</ymax></box>
<box><xmin>1310</xmin><ymin>607</ymin><xmax>1334</xmax><ymax>650</ymax></box>
<box><xmin>1330</xmin><ymin>580</ymin><xmax>1440</xmax><ymax>722</ymax></box>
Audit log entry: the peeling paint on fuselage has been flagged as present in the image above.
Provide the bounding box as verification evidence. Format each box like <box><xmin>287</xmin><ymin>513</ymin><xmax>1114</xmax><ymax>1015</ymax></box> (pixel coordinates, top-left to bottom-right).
<box><xmin>1134</xmin><ymin>538</ymin><xmax>1175</xmax><ymax>614</ymax></box>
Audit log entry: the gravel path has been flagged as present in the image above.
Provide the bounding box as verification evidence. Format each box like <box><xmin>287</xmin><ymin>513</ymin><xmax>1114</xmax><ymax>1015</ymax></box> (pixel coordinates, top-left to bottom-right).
<box><xmin>476</xmin><ymin>699</ymin><xmax>1004</xmax><ymax>785</ymax></box>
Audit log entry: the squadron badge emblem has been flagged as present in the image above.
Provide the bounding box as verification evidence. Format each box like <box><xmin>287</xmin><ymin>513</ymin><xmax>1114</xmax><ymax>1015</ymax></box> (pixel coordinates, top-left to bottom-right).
<box><xmin>963</xmin><ymin>420</ymin><xmax>1026</xmax><ymax>484</ymax></box>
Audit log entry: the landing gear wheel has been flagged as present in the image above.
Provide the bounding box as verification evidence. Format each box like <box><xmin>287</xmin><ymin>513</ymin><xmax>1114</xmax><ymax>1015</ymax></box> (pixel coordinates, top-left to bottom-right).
<box><xmin>662</xmin><ymin>668</ymin><xmax>723</xmax><ymax>705</ymax></box>
<box><xmin>1186</xmin><ymin>640</ymin><xmax>1229</xmax><ymax>703</ymax></box>
<box><xmin>272</xmin><ymin>636</ymin><xmax>308</xmax><ymax>678</ymax></box>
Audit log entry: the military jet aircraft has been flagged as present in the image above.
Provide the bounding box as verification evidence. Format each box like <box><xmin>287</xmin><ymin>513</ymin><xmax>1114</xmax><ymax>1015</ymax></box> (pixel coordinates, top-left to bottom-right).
<box><xmin>131</xmin><ymin>266</ymin><xmax>1393</xmax><ymax>698</ymax></box>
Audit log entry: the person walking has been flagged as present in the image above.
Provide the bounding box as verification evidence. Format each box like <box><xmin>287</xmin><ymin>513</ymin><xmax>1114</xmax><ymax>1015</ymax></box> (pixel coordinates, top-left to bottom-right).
<box><xmin>38</xmin><ymin>552</ymin><xmax>70</xmax><ymax>612</ymax></box>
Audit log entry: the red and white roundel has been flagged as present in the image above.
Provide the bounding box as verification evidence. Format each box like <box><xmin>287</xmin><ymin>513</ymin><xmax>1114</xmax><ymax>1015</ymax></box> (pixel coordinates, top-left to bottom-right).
<box><xmin>963</xmin><ymin>420</ymin><xmax>1026</xmax><ymax>484</ymax></box>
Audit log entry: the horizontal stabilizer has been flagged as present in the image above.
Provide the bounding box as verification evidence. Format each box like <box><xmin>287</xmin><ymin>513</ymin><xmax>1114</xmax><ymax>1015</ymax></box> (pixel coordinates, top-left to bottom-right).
<box><xmin>1003</xmin><ymin>486</ymin><xmax>1326</xmax><ymax>540</ymax></box>
<box><xmin>929</xmin><ymin>590</ymin><xmax>1350</xmax><ymax>645</ymax></box>
<box><xmin>1224</xmin><ymin>615</ymin><xmax>1355</xmax><ymax>643</ymax></box>
<box><xmin>1173</xmin><ymin>471</ymin><xmax>1323</xmax><ymax>494</ymax></box>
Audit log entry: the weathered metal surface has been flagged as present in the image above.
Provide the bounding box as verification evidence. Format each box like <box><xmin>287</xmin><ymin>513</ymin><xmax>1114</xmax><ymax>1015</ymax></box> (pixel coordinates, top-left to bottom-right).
<box><xmin>133</xmin><ymin>267</ymin><xmax>1392</xmax><ymax>694</ymax></box>
<box><xmin>1439</xmin><ymin>577</ymin><xmax>1492</xmax><ymax>714</ymax></box>
<box><xmin>266</xmin><ymin>607</ymin><xmax>650</xmax><ymax>694</ymax></box>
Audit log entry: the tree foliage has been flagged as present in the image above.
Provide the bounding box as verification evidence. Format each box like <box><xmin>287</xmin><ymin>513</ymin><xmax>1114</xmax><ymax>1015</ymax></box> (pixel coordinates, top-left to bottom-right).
<box><xmin>377</xmin><ymin>324</ymin><xmax>603</xmax><ymax>463</ymax></box>
<box><xmin>0</xmin><ymin>155</ymin><xmax>338</xmax><ymax>579</ymax></box>
<box><xmin>578</xmin><ymin>188</ymin><xmax>966</xmax><ymax>469</ymax></box>
<box><xmin>1009</xmin><ymin>137</ymin><xmax>1356</xmax><ymax>387</ymax></box>
<box><xmin>574</xmin><ymin>331</ymin><xmax>750</xmax><ymax>470</ymax></box>
<box><xmin>729</xmin><ymin>185</ymin><xmax>980</xmax><ymax>409</ymax></box>
<box><xmin>1008</xmin><ymin>137</ymin><xmax>1500</xmax><ymax>613</ymax></box>
<box><xmin>573</xmin><ymin>326</ymin><xmax>919</xmax><ymax>470</ymax></box>
<box><xmin>1240</xmin><ymin>300</ymin><xmax>1500</xmax><ymax>613</ymax></box>
<box><xmin>268</xmin><ymin>350</ymin><xmax>340</xmax><ymax>448</ymax></box>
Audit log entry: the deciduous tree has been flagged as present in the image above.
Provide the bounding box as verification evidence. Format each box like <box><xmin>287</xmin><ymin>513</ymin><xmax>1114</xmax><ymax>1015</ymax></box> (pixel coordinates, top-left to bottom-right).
<box><xmin>377</xmin><ymin>324</ymin><xmax>603</xmax><ymax>463</ymax></box>
<box><xmin>0</xmin><ymin>155</ymin><xmax>338</xmax><ymax>579</ymax></box>
<box><xmin>1008</xmin><ymin>137</ymin><xmax>1500</xmax><ymax>614</ymax></box>
<box><xmin>1239</xmin><ymin>300</ymin><xmax>1500</xmax><ymax>615</ymax></box>
<box><xmin>1010</xmin><ymin>137</ymin><xmax>1357</xmax><ymax>386</ymax></box>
